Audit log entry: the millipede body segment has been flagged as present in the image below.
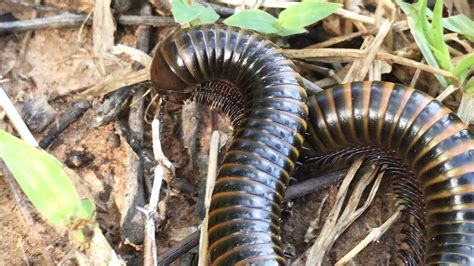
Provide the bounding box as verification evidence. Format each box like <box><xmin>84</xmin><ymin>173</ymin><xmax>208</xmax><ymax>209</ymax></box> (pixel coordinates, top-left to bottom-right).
<box><xmin>305</xmin><ymin>81</ymin><xmax>474</xmax><ymax>265</ymax></box>
<box><xmin>151</xmin><ymin>25</ymin><xmax>308</xmax><ymax>265</ymax></box>
<box><xmin>150</xmin><ymin>25</ymin><xmax>474</xmax><ymax>265</ymax></box>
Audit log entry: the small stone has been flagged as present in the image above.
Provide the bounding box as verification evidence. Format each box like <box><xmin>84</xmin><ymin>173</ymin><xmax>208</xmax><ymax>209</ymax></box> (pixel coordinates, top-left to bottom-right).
<box><xmin>65</xmin><ymin>150</ymin><xmax>94</xmax><ymax>168</ymax></box>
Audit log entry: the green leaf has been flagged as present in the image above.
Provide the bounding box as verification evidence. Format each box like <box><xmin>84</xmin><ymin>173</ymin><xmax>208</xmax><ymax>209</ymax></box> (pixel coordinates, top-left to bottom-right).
<box><xmin>422</xmin><ymin>6</ymin><xmax>474</xmax><ymax>42</ymax></box>
<box><xmin>196</xmin><ymin>6</ymin><xmax>219</xmax><ymax>25</ymax></box>
<box><xmin>430</xmin><ymin>0</ymin><xmax>452</xmax><ymax>71</ymax></box>
<box><xmin>397</xmin><ymin>0</ymin><xmax>417</xmax><ymax>17</ymax></box>
<box><xmin>172</xmin><ymin>0</ymin><xmax>219</xmax><ymax>26</ymax></box>
<box><xmin>171</xmin><ymin>0</ymin><xmax>200</xmax><ymax>24</ymax></box>
<box><xmin>278</xmin><ymin>2</ymin><xmax>341</xmax><ymax>29</ymax></box>
<box><xmin>453</xmin><ymin>54</ymin><xmax>474</xmax><ymax>85</ymax></box>
<box><xmin>0</xmin><ymin>130</ymin><xmax>94</xmax><ymax>226</ymax></box>
<box><xmin>443</xmin><ymin>14</ymin><xmax>474</xmax><ymax>42</ymax></box>
<box><xmin>414</xmin><ymin>0</ymin><xmax>432</xmax><ymax>43</ymax></box>
<box><xmin>224</xmin><ymin>10</ymin><xmax>278</xmax><ymax>34</ymax></box>
<box><xmin>278</xmin><ymin>27</ymin><xmax>308</xmax><ymax>37</ymax></box>
<box><xmin>397</xmin><ymin>0</ymin><xmax>448</xmax><ymax>87</ymax></box>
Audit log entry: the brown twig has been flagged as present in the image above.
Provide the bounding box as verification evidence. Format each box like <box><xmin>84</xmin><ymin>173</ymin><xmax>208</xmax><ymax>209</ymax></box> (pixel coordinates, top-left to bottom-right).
<box><xmin>91</xmin><ymin>87</ymin><xmax>131</xmax><ymax>127</ymax></box>
<box><xmin>285</xmin><ymin>169</ymin><xmax>346</xmax><ymax>200</ymax></box>
<box><xmin>39</xmin><ymin>100</ymin><xmax>91</xmax><ymax>149</ymax></box>
<box><xmin>157</xmin><ymin>230</ymin><xmax>200</xmax><ymax>266</ymax></box>
<box><xmin>0</xmin><ymin>13</ymin><xmax>176</xmax><ymax>33</ymax></box>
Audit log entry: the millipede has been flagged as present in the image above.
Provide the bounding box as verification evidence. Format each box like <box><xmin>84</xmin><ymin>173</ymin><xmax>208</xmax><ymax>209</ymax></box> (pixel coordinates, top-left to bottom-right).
<box><xmin>150</xmin><ymin>25</ymin><xmax>474</xmax><ymax>265</ymax></box>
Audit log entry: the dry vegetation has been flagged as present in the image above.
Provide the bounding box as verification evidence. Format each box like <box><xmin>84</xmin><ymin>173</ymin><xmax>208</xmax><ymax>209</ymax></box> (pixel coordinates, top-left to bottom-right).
<box><xmin>0</xmin><ymin>0</ymin><xmax>472</xmax><ymax>265</ymax></box>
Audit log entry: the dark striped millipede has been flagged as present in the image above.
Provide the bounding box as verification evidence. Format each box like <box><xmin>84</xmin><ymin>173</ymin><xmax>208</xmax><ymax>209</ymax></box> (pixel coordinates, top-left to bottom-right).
<box><xmin>150</xmin><ymin>25</ymin><xmax>474</xmax><ymax>265</ymax></box>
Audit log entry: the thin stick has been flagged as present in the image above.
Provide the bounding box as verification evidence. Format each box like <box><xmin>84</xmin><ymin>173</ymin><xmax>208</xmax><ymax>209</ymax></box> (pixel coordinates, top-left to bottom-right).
<box><xmin>0</xmin><ymin>14</ymin><xmax>176</xmax><ymax>33</ymax></box>
<box><xmin>198</xmin><ymin>131</ymin><xmax>221</xmax><ymax>266</ymax></box>
<box><xmin>39</xmin><ymin>100</ymin><xmax>91</xmax><ymax>149</ymax></box>
<box><xmin>334</xmin><ymin>205</ymin><xmax>404</xmax><ymax>265</ymax></box>
<box><xmin>302</xmin><ymin>77</ymin><xmax>323</xmax><ymax>95</ymax></box>
<box><xmin>157</xmin><ymin>231</ymin><xmax>200</xmax><ymax>266</ymax></box>
<box><xmin>0</xmin><ymin>86</ymin><xmax>38</xmax><ymax>147</ymax></box>
<box><xmin>143</xmin><ymin>118</ymin><xmax>165</xmax><ymax>266</ymax></box>
<box><xmin>284</xmin><ymin>49</ymin><xmax>458</xmax><ymax>81</ymax></box>
<box><xmin>285</xmin><ymin>170</ymin><xmax>346</xmax><ymax>200</ymax></box>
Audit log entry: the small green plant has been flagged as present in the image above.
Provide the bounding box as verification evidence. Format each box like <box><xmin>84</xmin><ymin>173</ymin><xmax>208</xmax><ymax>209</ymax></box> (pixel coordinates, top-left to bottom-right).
<box><xmin>171</xmin><ymin>0</ymin><xmax>219</xmax><ymax>25</ymax></box>
<box><xmin>224</xmin><ymin>2</ymin><xmax>341</xmax><ymax>36</ymax></box>
<box><xmin>0</xmin><ymin>130</ymin><xmax>94</xmax><ymax>226</ymax></box>
<box><xmin>171</xmin><ymin>0</ymin><xmax>341</xmax><ymax>37</ymax></box>
<box><xmin>398</xmin><ymin>0</ymin><xmax>474</xmax><ymax>91</ymax></box>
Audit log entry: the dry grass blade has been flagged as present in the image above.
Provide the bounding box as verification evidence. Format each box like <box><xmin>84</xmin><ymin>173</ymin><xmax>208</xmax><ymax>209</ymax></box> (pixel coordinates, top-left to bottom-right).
<box><xmin>284</xmin><ymin>49</ymin><xmax>459</xmax><ymax>80</ymax></box>
<box><xmin>344</xmin><ymin>19</ymin><xmax>394</xmax><ymax>82</ymax></box>
<box><xmin>81</xmin><ymin>67</ymin><xmax>150</xmax><ymax>97</ymax></box>
<box><xmin>436</xmin><ymin>85</ymin><xmax>460</xmax><ymax>102</ymax></box>
<box><xmin>457</xmin><ymin>91</ymin><xmax>474</xmax><ymax>124</ymax></box>
<box><xmin>199</xmin><ymin>131</ymin><xmax>221</xmax><ymax>266</ymax></box>
<box><xmin>306</xmin><ymin>160</ymin><xmax>384</xmax><ymax>266</ymax></box>
<box><xmin>142</xmin><ymin>118</ymin><xmax>165</xmax><ymax>266</ymax></box>
<box><xmin>305</xmin><ymin>159</ymin><xmax>363</xmax><ymax>265</ymax></box>
<box><xmin>0</xmin><ymin>86</ymin><xmax>38</xmax><ymax>147</ymax></box>
<box><xmin>334</xmin><ymin>205</ymin><xmax>404</xmax><ymax>266</ymax></box>
<box><xmin>111</xmin><ymin>44</ymin><xmax>153</xmax><ymax>67</ymax></box>
<box><xmin>93</xmin><ymin>0</ymin><xmax>116</xmax><ymax>54</ymax></box>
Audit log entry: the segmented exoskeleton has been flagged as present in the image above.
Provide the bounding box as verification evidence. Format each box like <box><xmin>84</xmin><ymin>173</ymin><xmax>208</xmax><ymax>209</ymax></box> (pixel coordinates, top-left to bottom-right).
<box><xmin>304</xmin><ymin>81</ymin><xmax>474</xmax><ymax>265</ymax></box>
<box><xmin>150</xmin><ymin>25</ymin><xmax>474</xmax><ymax>265</ymax></box>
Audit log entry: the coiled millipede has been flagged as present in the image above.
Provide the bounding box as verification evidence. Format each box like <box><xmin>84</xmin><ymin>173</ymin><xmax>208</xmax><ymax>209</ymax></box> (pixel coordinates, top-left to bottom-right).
<box><xmin>150</xmin><ymin>25</ymin><xmax>474</xmax><ymax>265</ymax></box>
